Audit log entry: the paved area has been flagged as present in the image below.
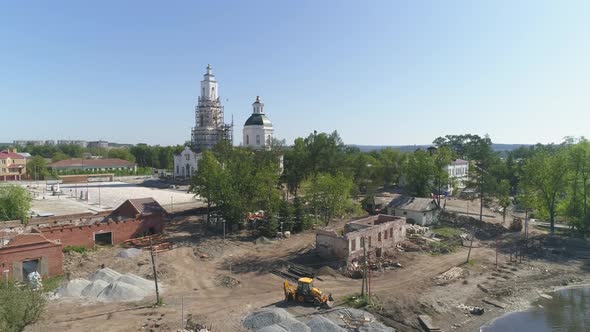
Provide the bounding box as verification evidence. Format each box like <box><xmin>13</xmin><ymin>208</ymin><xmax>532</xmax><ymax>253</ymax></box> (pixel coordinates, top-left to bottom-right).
<box><xmin>59</xmin><ymin>181</ymin><xmax>199</xmax><ymax>210</ymax></box>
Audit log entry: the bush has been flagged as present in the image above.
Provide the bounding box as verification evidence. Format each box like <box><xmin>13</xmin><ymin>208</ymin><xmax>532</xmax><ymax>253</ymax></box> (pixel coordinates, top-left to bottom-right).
<box><xmin>63</xmin><ymin>245</ymin><xmax>86</xmax><ymax>254</ymax></box>
<box><xmin>0</xmin><ymin>281</ymin><xmax>46</xmax><ymax>332</ymax></box>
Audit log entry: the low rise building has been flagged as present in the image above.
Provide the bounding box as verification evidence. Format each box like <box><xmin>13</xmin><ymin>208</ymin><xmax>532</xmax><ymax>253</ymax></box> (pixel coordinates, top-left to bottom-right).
<box><xmin>446</xmin><ymin>159</ymin><xmax>469</xmax><ymax>195</ymax></box>
<box><xmin>0</xmin><ymin>198</ymin><xmax>167</xmax><ymax>281</ymax></box>
<box><xmin>316</xmin><ymin>214</ymin><xmax>406</xmax><ymax>262</ymax></box>
<box><xmin>0</xmin><ymin>149</ymin><xmax>27</xmax><ymax>181</ymax></box>
<box><xmin>87</xmin><ymin>140</ymin><xmax>109</xmax><ymax>149</ymax></box>
<box><xmin>386</xmin><ymin>194</ymin><xmax>439</xmax><ymax>226</ymax></box>
<box><xmin>48</xmin><ymin>158</ymin><xmax>137</xmax><ymax>173</ymax></box>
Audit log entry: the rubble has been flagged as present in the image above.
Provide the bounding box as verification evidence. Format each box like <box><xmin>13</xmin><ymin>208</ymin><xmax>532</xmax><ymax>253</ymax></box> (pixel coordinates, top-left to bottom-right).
<box><xmin>435</xmin><ymin>267</ymin><xmax>465</xmax><ymax>285</ymax></box>
<box><xmin>215</xmin><ymin>274</ymin><xmax>241</xmax><ymax>288</ymax></box>
<box><xmin>406</xmin><ymin>224</ymin><xmax>429</xmax><ymax>235</ymax></box>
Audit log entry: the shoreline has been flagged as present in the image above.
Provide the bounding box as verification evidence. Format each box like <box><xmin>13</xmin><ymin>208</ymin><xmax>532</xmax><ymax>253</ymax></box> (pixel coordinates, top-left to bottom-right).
<box><xmin>478</xmin><ymin>282</ymin><xmax>590</xmax><ymax>331</ymax></box>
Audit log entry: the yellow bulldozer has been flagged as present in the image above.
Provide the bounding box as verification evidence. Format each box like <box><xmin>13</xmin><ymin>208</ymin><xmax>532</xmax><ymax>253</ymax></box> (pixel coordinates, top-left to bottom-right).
<box><xmin>283</xmin><ymin>277</ymin><xmax>334</xmax><ymax>308</ymax></box>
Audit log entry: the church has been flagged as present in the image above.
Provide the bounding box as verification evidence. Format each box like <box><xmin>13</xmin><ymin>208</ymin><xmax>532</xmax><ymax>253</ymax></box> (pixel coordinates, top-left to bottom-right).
<box><xmin>173</xmin><ymin>65</ymin><xmax>278</xmax><ymax>179</ymax></box>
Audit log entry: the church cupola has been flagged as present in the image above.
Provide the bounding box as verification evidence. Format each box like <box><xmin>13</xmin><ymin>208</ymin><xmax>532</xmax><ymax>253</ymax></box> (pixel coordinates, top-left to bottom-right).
<box><xmin>252</xmin><ymin>96</ymin><xmax>264</xmax><ymax>114</ymax></box>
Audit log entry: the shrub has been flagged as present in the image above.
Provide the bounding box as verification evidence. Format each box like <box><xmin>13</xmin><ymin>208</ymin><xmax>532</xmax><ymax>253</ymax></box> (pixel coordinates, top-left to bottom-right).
<box><xmin>0</xmin><ymin>282</ymin><xmax>46</xmax><ymax>332</ymax></box>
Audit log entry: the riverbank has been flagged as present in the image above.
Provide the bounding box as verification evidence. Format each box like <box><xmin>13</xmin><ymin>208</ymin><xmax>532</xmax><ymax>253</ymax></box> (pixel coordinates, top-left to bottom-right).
<box><xmin>367</xmin><ymin>233</ymin><xmax>590</xmax><ymax>332</ymax></box>
<box><xmin>481</xmin><ymin>284</ymin><xmax>590</xmax><ymax>331</ymax></box>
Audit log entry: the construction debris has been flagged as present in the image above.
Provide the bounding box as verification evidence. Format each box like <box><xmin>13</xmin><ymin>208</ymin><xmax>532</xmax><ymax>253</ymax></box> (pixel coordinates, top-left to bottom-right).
<box><xmin>406</xmin><ymin>224</ymin><xmax>429</xmax><ymax>236</ymax></box>
<box><xmin>215</xmin><ymin>274</ymin><xmax>241</xmax><ymax>288</ymax></box>
<box><xmin>418</xmin><ymin>314</ymin><xmax>440</xmax><ymax>332</ymax></box>
<box><xmin>435</xmin><ymin>267</ymin><xmax>465</xmax><ymax>285</ymax></box>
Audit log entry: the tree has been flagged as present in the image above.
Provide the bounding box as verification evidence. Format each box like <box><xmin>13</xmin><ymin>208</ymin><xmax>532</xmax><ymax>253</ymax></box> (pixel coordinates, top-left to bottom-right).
<box><xmin>404</xmin><ymin>150</ymin><xmax>435</xmax><ymax>197</ymax></box>
<box><xmin>432</xmin><ymin>146</ymin><xmax>454</xmax><ymax>207</ymax></box>
<box><xmin>51</xmin><ymin>152</ymin><xmax>69</xmax><ymax>163</ymax></box>
<box><xmin>521</xmin><ymin>148</ymin><xmax>569</xmax><ymax>234</ymax></box>
<box><xmin>25</xmin><ymin>156</ymin><xmax>48</xmax><ymax>180</ymax></box>
<box><xmin>373</xmin><ymin>148</ymin><xmax>404</xmax><ymax>188</ymax></box>
<box><xmin>302</xmin><ymin>173</ymin><xmax>353</xmax><ymax>225</ymax></box>
<box><xmin>106</xmin><ymin>148</ymin><xmax>136</xmax><ymax>163</ymax></box>
<box><xmin>496</xmin><ymin>179</ymin><xmax>511</xmax><ymax>224</ymax></box>
<box><xmin>0</xmin><ymin>185</ymin><xmax>32</xmax><ymax>222</ymax></box>
<box><xmin>189</xmin><ymin>150</ymin><xmax>223</xmax><ymax>226</ymax></box>
<box><xmin>0</xmin><ymin>281</ymin><xmax>46</xmax><ymax>332</ymax></box>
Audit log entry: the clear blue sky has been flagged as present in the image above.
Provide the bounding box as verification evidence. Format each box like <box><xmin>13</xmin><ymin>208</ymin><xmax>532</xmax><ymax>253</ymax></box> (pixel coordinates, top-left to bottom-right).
<box><xmin>1</xmin><ymin>1</ymin><xmax>589</xmax><ymax>146</ymax></box>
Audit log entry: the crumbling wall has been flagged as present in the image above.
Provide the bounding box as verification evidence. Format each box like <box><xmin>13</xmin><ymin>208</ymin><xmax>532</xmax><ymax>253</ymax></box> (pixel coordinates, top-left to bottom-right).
<box><xmin>316</xmin><ymin>230</ymin><xmax>349</xmax><ymax>260</ymax></box>
<box><xmin>0</xmin><ymin>241</ymin><xmax>63</xmax><ymax>281</ymax></box>
<box><xmin>346</xmin><ymin>218</ymin><xmax>406</xmax><ymax>262</ymax></box>
<box><xmin>40</xmin><ymin>215</ymin><xmax>164</xmax><ymax>249</ymax></box>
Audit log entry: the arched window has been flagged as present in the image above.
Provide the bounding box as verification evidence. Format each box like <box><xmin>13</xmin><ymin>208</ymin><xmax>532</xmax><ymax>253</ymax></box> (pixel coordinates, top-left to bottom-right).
<box><xmin>246</xmin><ymin>135</ymin><xmax>249</xmax><ymax>145</ymax></box>
<box><xmin>256</xmin><ymin>135</ymin><xmax>260</xmax><ymax>145</ymax></box>
<box><xmin>202</xmin><ymin>88</ymin><xmax>205</xmax><ymax>95</ymax></box>
<box><xmin>212</xmin><ymin>87</ymin><xmax>215</xmax><ymax>96</ymax></box>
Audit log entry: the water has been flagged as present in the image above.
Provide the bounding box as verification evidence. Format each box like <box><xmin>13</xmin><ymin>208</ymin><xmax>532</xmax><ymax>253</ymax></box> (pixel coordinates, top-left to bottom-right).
<box><xmin>481</xmin><ymin>286</ymin><xmax>590</xmax><ymax>332</ymax></box>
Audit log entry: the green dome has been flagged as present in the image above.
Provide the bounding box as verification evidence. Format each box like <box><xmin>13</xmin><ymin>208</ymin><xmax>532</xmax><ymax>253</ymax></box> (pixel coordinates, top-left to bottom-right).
<box><xmin>244</xmin><ymin>114</ymin><xmax>272</xmax><ymax>126</ymax></box>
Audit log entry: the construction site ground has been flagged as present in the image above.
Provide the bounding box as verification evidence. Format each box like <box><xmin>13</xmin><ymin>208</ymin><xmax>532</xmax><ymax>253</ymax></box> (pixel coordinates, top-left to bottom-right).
<box><xmin>26</xmin><ymin>213</ymin><xmax>590</xmax><ymax>332</ymax></box>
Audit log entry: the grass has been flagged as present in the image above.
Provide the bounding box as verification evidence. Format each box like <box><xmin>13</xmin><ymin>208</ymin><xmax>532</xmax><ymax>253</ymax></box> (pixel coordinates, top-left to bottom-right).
<box><xmin>342</xmin><ymin>293</ymin><xmax>376</xmax><ymax>309</ymax></box>
<box><xmin>42</xmin><ymin>275</ymin><xmax>64</xmax><ymax>292</ymax></box>
<box><xmin>63</xmin><ymin>245</ymin><xmax>87</xmax><ymax>254</ymax></box>
<box><xmin>431</xmin><ymin>227</ymin><xmax>463</xmax><ymax>239</ymax></box>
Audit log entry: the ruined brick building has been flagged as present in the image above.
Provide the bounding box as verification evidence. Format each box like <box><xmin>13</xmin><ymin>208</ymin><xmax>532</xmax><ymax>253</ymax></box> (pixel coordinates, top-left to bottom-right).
<box><xmin>316</xmin><ymin>214</ymin><xmax>406</xmax><ymax>263</ymax></box>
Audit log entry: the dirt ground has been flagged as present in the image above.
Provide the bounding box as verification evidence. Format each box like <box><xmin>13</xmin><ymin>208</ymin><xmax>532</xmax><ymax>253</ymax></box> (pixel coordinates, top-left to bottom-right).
<box><xmin>26</xmin><ymin>212</ymin><xmax>590</xmax><ymax>332</ymax></box>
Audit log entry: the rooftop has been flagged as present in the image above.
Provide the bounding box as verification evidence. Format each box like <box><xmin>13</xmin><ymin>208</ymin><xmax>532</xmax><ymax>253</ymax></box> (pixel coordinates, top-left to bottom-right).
<box><xmin>387</xmin><ymin>194</ymin><xmax>437</xmax><ymax>212</ymax></box>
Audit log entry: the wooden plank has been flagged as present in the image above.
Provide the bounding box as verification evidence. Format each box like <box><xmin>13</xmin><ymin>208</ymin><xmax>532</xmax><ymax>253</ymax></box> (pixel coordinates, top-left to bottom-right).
<box><xmin>482</xmin><ymin>298</ymin><xmax>507</xmax><ymax>309</ymax></box>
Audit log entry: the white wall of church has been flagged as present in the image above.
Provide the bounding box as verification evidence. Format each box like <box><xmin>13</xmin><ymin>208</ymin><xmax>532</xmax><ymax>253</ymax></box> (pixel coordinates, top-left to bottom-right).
<box><xmin>243</xmin><ymin>125</ymin><xmax>273</xmax><ymax>150</ymax></box>
<box><xmin>173</xmin><ymin>147</ymin><xmax>202</xmax><ymax>178</ymax></box>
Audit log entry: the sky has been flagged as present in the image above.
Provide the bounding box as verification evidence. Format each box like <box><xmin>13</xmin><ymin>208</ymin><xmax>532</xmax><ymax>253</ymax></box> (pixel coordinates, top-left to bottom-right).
<box><xmin>1</xmin><ymin>1</ymin><xmax>589</xmax><ymax>146</ymax></box>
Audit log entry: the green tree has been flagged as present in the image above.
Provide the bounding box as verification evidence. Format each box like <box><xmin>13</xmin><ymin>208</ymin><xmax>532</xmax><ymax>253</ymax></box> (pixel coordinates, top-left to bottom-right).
<box><xmin>302</xmin><ymin>172</ymin><xmax>354</xmax><ymax>225</ymax></box>
<box><xmin>404</xmin><ymin>150</ymin><xmax>435</xmax><ymax>197</ymax></box>
<box><xmin>189</xmin><ymin>150</ymin><xmax>223</xmax><ymax>226</ymax></box>
<box><xmin>373</xmin><ymin>148</ymin><xmax>405</xmax><ymax>188</ymax></box>
<box><xmin>51</xmin><ymin>152</ymin><xmax>69</xmax><ymax>163</ymax></box>
<box><xmin>106</xmin><ymin>148</ymin><xmax>136</xmax><ymax>162</ymax></box>
<box><xmin>0</xmin><ymin>282</ymin><xmax>46</xmax><ymax>332</ymax></box>
<box><xmin>432</xmin><ymin>146</ymin><xmax>454</xmax><ymax>206</ymax></box>
<box><xmin>521</xmin><ymin>148</ymin><xmax>569</xmax><ymax>234</ymax></box>
<box><xmin>25</xmin><ymin>156</ymin><xmax>48</xmax><ymax>180</ymax></box>
<box><xmin>0</xmin><ymin>185</ymin><xmax>32</xmax><ymax>222</ymax></box>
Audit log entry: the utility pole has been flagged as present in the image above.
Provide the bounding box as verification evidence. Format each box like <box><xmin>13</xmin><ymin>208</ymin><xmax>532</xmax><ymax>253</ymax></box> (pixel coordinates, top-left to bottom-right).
<box><xmin>361</xmin><ymin>237</ymin><xmax>368</xmax><ymax>296</ymax></box>
<box><xmin>149</xmin><ymin>237</ymin><xmax>161</xmax><ymax>305</ymax></box>
<box><xmin>222</xmin><ymin>219</ymin><xmax>226</xmax><ymax>255</ymax></box>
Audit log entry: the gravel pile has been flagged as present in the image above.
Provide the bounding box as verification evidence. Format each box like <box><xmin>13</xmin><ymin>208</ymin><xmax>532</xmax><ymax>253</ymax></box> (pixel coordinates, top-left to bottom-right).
<box><xmin>117</xmin><ymin>248</ymin><xmax>143</xmax><ymax>258</ymax></box>
<box><xmin>306</xmin><ymin>316</ymin><xmax>346</xmax><ymax>332</ymax></box>
<box><xmin>243</xmin><ymin>308</ymin><xmax>309</xmax><ymax>332</ymax></box>
<box><xmin>244</xmin><ymin>307</ymin><xmax>394</xmax><ymax>332</ymax></box>
<box><xmin>97</xmin><ymin>280</ymin><xmax>149</xmax><ymax>302</ymax></box>
<box><xmin>89</xmin><ymin>267</ymin><xmax>122</xmax><ymax>284</ymax></box>
<box><xmin>55</xmin><ymin>268</ymin><xmax>161</xmax><ymax>302</ymax></box>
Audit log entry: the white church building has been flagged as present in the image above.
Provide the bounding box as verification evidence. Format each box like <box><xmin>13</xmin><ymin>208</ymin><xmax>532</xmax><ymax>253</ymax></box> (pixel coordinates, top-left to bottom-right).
<box><xmin>243</xmin><ymin>96</ymin><xmax>274</xmax><ymax>150</ymax></box>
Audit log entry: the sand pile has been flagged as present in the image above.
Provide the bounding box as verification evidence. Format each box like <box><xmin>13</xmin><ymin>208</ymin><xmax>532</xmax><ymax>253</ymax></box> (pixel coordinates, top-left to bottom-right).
<box><xmin>55</xmin><ymin>268</ymin><xmax>161</xmax><ymax>302</ymax></box>
<box><xmin>55</xmin><ymin>278</ymin><xmax>91</xmax><ymax>297</ymax></box>
<box><xmin>89</xmin><ymin>267</ymin><xmax>122</xmax><ymax>284</ymax></box>
<box><xmin>97</xmin><ymin>280</ymin><xmax>149</xmax><ymax>302</ymax></box>
<box><xmin>81</xmin><ymin>280</ymin><xmax>109</xmax><ymax>297</ymax></box>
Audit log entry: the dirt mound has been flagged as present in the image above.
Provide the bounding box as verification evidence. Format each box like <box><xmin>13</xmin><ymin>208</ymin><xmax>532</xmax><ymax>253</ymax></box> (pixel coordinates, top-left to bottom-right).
<box><xmin>306</xmin><ymin>316</ymin><xmax>346</xmax><ymax>332</ymax></box>
<box><xmin>89</xmin><ymin>267</ymin><xmax>122</xmax><ymax>284</ymax></box>
<box><xmin>81</xmin><ymin>280</ymin><xmax>109</xmax><ymax>297</ymax></box>
<box><xmin>317</xmin><ymin>266</ymin><xmax>340</xmax><ymax>277</ymax></box>
<box><xmin>55</xmin><ymin>278</ymin><xmax>91</xmax><ymax>297</ymax></box>
<box><xmin>97</xmin><ymin>280</ymin><xmax>149</xmax><ymax>302</ymax></box>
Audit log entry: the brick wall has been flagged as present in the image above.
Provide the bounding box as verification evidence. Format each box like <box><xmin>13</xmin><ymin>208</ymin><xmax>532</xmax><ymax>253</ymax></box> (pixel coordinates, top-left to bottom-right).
<box><xmin>345</xmin><ymin>217</ymin><xmax>406</xmax><ymax>262</ymax></box>
<box><xmin>0</xmin><ymin>242</ymin><xmax>63</xmax><ymax>280</ymax></box>
<box><xmin>40</xmin><ymin>215</ymin><xmax>164</xmax><ymax>249</ymax></box>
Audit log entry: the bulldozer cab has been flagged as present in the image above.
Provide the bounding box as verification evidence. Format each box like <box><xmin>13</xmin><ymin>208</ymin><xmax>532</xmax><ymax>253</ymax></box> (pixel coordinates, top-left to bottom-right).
<box><xmin>296</xmin><ymin>277</ymin><xmax>313</xmax><ymax>297</ymax></box>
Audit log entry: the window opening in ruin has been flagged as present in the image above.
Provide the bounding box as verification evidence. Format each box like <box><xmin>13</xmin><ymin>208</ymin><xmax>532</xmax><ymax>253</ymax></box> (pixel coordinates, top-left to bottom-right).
<box><xmin>94</xmin><ymin>232</ymin><xmax>113</xmax><ymax>246</ymax></box>
<box><xmin>351</xmin><ymin>239</ymin><xmax>356</xmax><ymax>251</ymax></box>
<box><xmin>378</xmin><ymin>232</ymin><xmax>381</xmax><ymax>241</ymax></box>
